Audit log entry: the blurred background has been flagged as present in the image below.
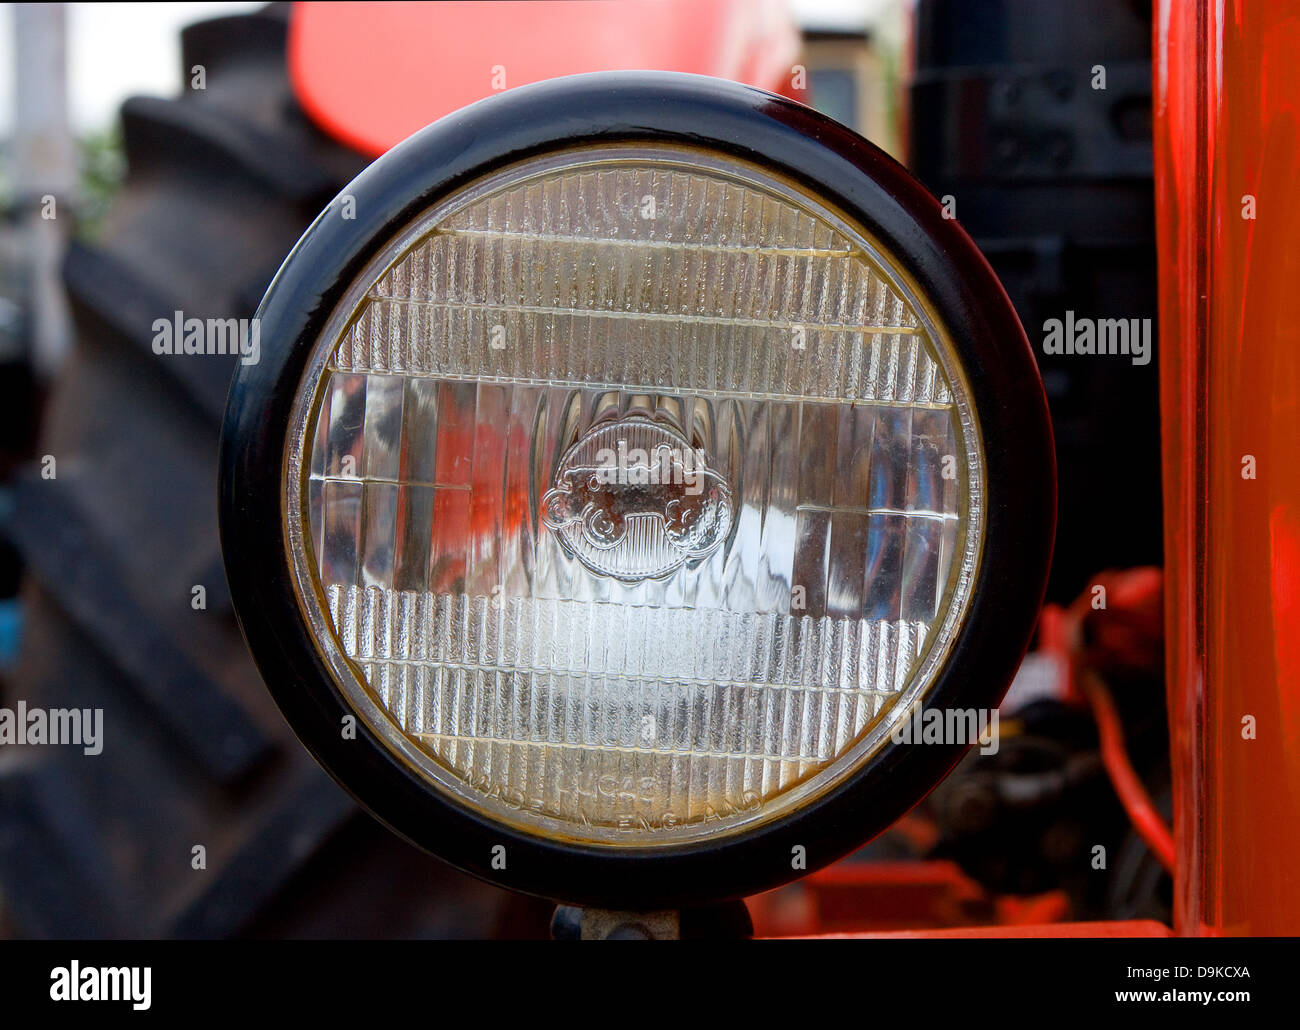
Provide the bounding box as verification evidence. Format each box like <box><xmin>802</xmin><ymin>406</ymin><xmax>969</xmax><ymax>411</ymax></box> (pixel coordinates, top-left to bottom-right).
<box><xmin>0</xmin><ymin>0</ymin><xmax>1166</xmax><ymax>938</ymax></box>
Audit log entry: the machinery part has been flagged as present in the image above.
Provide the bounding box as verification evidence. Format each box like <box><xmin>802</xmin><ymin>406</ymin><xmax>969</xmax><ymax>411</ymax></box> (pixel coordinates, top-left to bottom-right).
<box><xmin>221</xmin><ymin>71</ymin><xmax>1054</xmax><ymax>908</ymax></box>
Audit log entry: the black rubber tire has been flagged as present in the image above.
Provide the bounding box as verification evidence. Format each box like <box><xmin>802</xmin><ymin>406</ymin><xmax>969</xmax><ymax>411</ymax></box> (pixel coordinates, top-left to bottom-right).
<box><xmin>0</xmin><ymin>6</ymin><xmax>547</xmax><ymax>938</ymax></box>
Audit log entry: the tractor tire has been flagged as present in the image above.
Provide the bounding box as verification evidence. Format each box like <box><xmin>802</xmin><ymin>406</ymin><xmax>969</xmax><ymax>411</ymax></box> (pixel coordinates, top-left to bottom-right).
<box><xmin>0</xmin><ymin>5</ymin><xmax>548</xmax><ymax>938</ymax></box>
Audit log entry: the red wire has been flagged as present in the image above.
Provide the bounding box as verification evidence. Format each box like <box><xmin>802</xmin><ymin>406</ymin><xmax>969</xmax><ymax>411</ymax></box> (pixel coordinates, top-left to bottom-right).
<box><xmin>1082</xmin><ymin>673</ymin><xmax>1176</xmax><ymax>875</ymax></box>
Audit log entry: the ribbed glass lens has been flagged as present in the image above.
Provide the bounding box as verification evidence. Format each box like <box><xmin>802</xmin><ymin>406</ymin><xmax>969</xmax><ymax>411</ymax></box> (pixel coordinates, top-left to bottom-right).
<box><xmin>286</xmin><ymin>146</ymin><xmax>983</xmax><ymax>845</ymax></box>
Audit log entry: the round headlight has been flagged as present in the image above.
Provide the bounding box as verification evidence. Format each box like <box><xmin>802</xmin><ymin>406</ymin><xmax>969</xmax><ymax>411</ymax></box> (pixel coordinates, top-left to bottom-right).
<box><xmin>221</xmin><ymin>72</ymin><xmax>1053</xmax><ymax>907</ymax></box>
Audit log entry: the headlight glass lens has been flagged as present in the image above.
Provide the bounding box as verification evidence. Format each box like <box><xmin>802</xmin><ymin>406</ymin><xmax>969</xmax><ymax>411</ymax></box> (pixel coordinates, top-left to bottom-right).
<box><xmin>286</xmin><ymin>145</ymin><xmax>984</xmax><ymax>846</ymax></box>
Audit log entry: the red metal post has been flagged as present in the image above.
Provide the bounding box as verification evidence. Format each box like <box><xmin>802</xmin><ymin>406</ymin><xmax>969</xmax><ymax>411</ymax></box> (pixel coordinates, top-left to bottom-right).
<box><xmin>1154</xmin><ymin>0</ymin><xmax>1300</xmax><ymax>935</ymax></box>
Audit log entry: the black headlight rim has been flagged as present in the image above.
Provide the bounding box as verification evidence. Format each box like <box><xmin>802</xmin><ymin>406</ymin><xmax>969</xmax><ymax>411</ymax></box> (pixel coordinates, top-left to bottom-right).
<box><xmin>219</xmin><ymin>70</ymin><xmax>1055</xmax><ymax>909</ymax></box>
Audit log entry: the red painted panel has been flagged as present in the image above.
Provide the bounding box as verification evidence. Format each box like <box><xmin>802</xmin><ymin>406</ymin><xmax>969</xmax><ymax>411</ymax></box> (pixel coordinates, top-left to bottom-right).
<box><xmin>289</xmin><ymin>0</ymin><xmax>803</xmax><ymax>157</ymax></box>
<box><xmin>799</xmin><ymin>921</ymin><xmax>1172</xmax><ymax>939</ymax></box>
<box><xmin>1154</xmin><ymin>0</ymin><xmax>1300</xmax><ymax>934</ymax></box>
